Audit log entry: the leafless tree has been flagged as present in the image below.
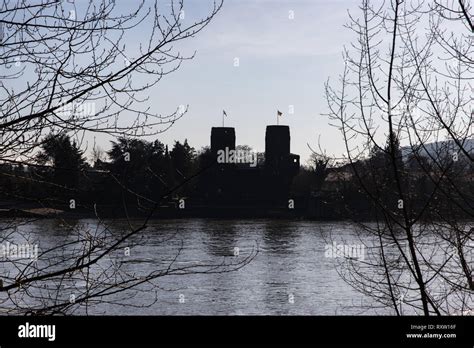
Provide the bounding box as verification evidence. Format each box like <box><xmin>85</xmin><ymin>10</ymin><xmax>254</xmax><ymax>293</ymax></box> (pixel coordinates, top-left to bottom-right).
<box><xmin>0</xmin><ymin>0</ymin><xmax>223</xmax><ymax>160</ymax></box>
<box><xmin>0</xmin><ymin>0</ymin><xmax>258</xmax><ymax>315</ymax></box>
<box><xmin>324</xmin><ymin>0</ymin><xmax>472</xmax><ymax>315</ymax></box>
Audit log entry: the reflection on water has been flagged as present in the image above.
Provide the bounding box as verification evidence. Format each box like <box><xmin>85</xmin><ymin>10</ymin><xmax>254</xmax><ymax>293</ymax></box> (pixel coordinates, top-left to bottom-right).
<box><xmin>1</xmin><ymin>218</ymin><xmax>386</xmax><ymax>315</ymax></box>
<box><xmin>202</xmin><ymin>220</ymin><xmax>239</xmax><ymax>257</ymax></box>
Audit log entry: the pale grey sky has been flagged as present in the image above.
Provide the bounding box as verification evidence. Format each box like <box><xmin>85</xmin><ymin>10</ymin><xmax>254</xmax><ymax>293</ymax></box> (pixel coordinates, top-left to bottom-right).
<box><xmin>6</xmin><ymin>0</ymin><xmax>468</xmax><ymax>163</ymax></box>
<box><xmin>114</xmin><ymin>0</ymin><xmax>360</xmax><ymax>163</ymax></box>
<box><xmin>4</xmin><ymin>0</ymin><xmax>361</xmax><ymax>163</ymax></box>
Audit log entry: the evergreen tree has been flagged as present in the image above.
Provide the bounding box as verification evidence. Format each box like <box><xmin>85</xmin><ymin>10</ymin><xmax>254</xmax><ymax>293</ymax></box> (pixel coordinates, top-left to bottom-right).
<box><xmin>170</xmin><ymin>139</ymin><xmax>196</xmax><ymax>181</ymax></box>
<box><xmin>36</xmin><ymin>134</ymin><xmax>86</xmax><ymax>189</ymax></box>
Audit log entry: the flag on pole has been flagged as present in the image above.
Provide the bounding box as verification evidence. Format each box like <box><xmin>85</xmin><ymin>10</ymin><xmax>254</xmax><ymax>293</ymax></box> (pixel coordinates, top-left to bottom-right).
<box><xmin>277</xmin><ymin>110</ymin><xmax>283</xmax><ymax>125</ymax></box>
<box><xmin>222</xmin><ymin>110</ymin><xmax>228</xmax><ymax>127</ymax></box>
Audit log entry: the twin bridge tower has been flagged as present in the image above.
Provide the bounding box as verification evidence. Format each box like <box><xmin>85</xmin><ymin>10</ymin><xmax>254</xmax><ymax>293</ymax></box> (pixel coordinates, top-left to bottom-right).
<box><xmin>201</xmin><ymin>125</ymin><xmax>300</xmax><ymax>207</ymax></box>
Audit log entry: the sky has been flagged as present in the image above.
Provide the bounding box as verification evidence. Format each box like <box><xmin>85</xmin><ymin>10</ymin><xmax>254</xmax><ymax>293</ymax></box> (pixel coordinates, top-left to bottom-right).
<box><xmin>5</xmin><ymin>0</ymin><xmax>469</xmax><ymax>163</ymax></box>
<box><xmin>116</xmin><ymin>0</ymin><xmax>360</xmax><ymax>164</ymax></box>
<box><xmin>3</xmin><ymin>0</ymin><xmax>361</xmax><ymax>163</ymax></box>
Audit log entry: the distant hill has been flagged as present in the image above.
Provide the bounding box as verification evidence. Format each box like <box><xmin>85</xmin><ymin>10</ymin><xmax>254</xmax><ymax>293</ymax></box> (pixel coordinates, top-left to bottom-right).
<box><xmin>401</xmin><ymin>138</ymin><xmax>474</xmax><ymax>160</ymax></box>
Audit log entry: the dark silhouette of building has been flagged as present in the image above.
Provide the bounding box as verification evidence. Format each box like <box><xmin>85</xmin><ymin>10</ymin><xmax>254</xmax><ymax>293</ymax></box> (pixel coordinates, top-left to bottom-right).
<box><xmin>264</xmin><ymin>125</ymin><xmax>300</xmax><ymax>202</ymax></box>
<box><xmin>210</xmin><ymin>127</ymin><xmax>235</xmax><ymax>157</ymax></box>
<box><xmin>200</xmin><ymin>125</ymin><xmax>299</xmax><ymax>209</ymax></box>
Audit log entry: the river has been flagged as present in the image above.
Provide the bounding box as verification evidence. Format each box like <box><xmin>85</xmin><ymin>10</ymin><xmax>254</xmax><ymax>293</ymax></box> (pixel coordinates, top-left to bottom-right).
<box><xmin>1</xmin><ymin>218</ymin><xmax>411</xmax><ymax>315</ymax></box>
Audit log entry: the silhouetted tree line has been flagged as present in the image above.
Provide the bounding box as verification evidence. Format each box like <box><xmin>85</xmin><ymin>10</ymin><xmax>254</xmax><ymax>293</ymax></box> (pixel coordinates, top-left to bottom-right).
<box><xmin>352</xmin><ymin>134</ymin><xmax>472</xmax><ymax>221</ymax></box>
<box><xmin>0</xmin><ymin>134</ymin><xmax>202</xmax><ymax>214</ymax></box>
<box><xmin>0</xmin><ymin>132</ymin><xmax>471</xmax><ymax>219</ymax></box>
<box><xmin>292</xmin><ymin>133</ymin><xmax>473</xmax><ymax>220</ymax></box>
